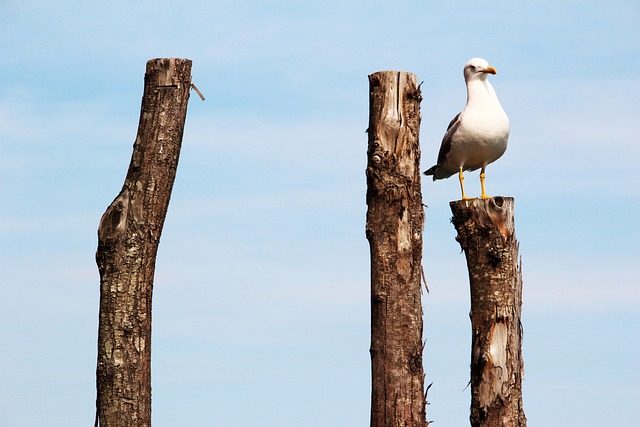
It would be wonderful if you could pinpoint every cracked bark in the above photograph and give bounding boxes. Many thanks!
[366,71,428,427]
[95,58,192,427]
[450,197,526,427]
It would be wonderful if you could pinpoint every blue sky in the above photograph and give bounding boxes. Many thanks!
[1,0,639,426]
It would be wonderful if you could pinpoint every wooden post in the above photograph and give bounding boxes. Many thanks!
[366,71,427,427]
[450,197,526,427]
[95,58,192,427]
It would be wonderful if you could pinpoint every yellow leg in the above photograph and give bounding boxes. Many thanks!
[458,168,469,200]
[480,167,489,199]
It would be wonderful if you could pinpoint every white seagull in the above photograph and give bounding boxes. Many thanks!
[424,57,510,200]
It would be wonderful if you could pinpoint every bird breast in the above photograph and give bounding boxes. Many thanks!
[459,107,509,142]
[452,108,509,169]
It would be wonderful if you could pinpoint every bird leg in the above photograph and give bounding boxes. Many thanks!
[480,166,489,199]
[458,168,469,200]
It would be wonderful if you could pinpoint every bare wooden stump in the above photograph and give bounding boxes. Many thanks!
[366,71,428,427]
[95,58,192,427]
[450,197,526,427]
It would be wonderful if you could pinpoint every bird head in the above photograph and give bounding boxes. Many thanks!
[463,58,497,81]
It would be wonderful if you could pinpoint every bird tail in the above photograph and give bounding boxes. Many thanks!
[423,166,437,176]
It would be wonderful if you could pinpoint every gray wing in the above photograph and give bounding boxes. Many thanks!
[435,112,463,166]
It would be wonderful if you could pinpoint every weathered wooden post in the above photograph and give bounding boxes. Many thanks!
[95,58,192,427]
[450,197,526,427]
[366,71,428,427]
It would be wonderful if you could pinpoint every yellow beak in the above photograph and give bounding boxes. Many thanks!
[483,66,497,75]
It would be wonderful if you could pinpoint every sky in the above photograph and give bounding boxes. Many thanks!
[1,0,639,426]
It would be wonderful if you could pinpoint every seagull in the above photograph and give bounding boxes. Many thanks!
[424,58,510,200]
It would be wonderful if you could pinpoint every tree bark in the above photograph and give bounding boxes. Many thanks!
[366,71,427,427]
[450,197,526,427]
[95,58,192,427]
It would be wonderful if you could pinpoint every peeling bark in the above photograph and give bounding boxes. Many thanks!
[95,58,192,427]
[366,71,428,427]
[450,197,526,427]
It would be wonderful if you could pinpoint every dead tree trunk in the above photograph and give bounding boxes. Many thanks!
[450,197,526,427]
[366,71,427,427]
[95,58,192,427]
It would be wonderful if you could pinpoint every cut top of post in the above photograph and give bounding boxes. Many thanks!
[146,58,192,87]
[450,197,515,246]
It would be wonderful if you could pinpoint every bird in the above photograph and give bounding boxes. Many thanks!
[424,57,510,200]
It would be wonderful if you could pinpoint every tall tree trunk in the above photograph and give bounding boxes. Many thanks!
[366,71,428,427]
[95,58,192,427]
[450,197,526,427]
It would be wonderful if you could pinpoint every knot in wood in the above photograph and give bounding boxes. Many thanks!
[106,363,115,376]
[486,249,503,268]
